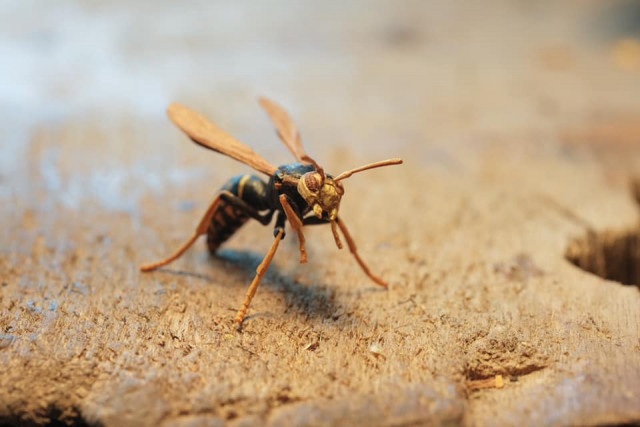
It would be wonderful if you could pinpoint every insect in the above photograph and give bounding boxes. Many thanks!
[140,97,402,324]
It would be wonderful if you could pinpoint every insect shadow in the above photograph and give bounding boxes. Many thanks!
[155,249,341,322]
[216,248,340,322]
[154,268,215,283]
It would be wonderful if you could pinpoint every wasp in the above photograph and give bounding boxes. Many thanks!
[140,97,402,324]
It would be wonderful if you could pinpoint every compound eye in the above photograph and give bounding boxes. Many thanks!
[304,172,323,193]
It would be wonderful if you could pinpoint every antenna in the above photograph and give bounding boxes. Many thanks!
[334,158,403,182]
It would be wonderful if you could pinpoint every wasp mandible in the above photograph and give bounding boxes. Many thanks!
[140,97,403,324]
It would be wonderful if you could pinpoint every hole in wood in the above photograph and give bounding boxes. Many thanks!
[0,405,93,427]
[565,179,640,287]
[566,230,640,286]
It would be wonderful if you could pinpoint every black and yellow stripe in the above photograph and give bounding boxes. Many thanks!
[206,174,268,253]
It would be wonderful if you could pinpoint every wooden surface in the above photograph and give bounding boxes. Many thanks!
[2,1,640,425]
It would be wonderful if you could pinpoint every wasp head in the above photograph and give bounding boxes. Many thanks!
[296,156,402,223]
[297,171,344,221]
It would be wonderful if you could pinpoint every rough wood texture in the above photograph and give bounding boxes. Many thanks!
[2,1,640,425]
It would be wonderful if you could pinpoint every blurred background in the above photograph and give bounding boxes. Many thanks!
[2,0,640,211]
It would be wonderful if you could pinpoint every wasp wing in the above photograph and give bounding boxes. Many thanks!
[258,97,310,163]
[168,103,277,176]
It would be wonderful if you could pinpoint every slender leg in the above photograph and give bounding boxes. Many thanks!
[279,194,307,264]
[330,220,343,249]
[235,228,285,324]
[301,215,343,248]
[139,194,224,272]
[336,216,388,288]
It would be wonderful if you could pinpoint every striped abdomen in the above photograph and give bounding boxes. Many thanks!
[207,174,269,253]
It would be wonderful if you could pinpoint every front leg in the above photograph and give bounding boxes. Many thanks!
[302,216,342,249]
[336,216,387,288]
[279,194,307,264]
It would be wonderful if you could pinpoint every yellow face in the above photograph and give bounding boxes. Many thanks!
[297,171,345,221]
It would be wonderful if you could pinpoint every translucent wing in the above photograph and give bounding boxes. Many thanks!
[258,97,309,163]
[168,103,277,176]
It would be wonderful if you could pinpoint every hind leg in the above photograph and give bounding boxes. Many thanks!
[140,191,275,272]
[139,194,225,272]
